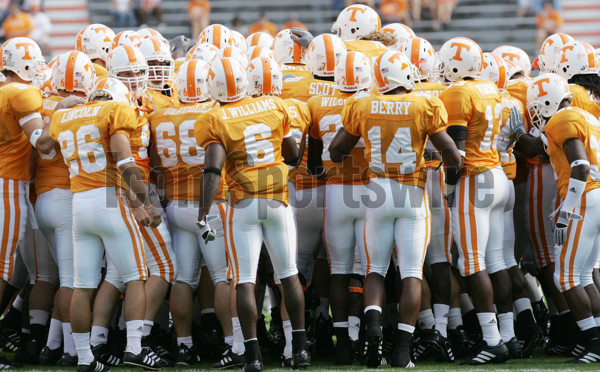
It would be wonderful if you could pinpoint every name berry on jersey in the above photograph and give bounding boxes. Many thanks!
[370,100,412,115]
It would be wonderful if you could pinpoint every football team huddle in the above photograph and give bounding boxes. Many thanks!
[0,3,598,371]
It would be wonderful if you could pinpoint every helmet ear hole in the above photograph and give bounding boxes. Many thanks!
[545,101,550,106]
[452,68,458,73]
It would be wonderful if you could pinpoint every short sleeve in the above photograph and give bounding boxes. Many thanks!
[195,112,222,149]
[546,110,586,148]
[292,100,311,134]
[276,98,292,138]
[107,102,138,137]
[440,84,471,127]
[424,96,449,136]
[341,97,361,137]
[10,86,43,126]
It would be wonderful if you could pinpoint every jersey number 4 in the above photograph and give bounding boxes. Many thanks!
[368,126,416,174]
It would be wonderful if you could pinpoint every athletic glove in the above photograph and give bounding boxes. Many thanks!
[196,214,219,244]
[554,210,582,246]
[290,27,314,49]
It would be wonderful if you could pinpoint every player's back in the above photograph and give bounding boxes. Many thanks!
[344,40,388,60]
[419,81,446,97]
[149,101,216,201]
[545,107,600,199]
[49,100,138,193]
[440,79,502,175]
[280,75,339,102]
[343,91,448,188]
[196,95,292,205]
[0,82,44,180]
[280,64,312,80]
[36,95,70,194]
[570,84,600,121]
[93,63,107,81]
[308,92,370,184]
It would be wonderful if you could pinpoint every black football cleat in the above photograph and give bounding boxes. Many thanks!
[77,359,110,372]
[461,341,509,365]
[123,347,161,370]
[291,349,310,369]
[212,347,245,369]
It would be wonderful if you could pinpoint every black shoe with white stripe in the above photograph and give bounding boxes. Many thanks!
[364,335,383,368]
[212,347,245,369]
[91,344,122,366]
[568,349,600,363]
[123,347,161,370]
[76,358,110,372]
[460,341,509,365]
[569,343,586,358]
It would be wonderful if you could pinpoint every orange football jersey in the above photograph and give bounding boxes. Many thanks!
[308,93,370,184]
[49,101,138,193]
[280,64,312,80]
[0,83,44,180]
[497,91,524,180]
[140,84,180,113]
[440,79,503,176]
[344,40,389,60]
[195,96,292,205]
[93,63,108,82]
[280,76,339,102]
[284,98,316,187]
[36,95,70,195]
[545,107,600,200]
[343,91,448,187]
[570,84,600,121]
[420,81,447,168]
[150,101,229,201]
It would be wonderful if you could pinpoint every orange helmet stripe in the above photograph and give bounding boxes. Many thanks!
[263,58,272,95]
[223,47,232,58]
[65,51,79,91]
[558,33,570,44]
[214,25,222,49]
[251,47,262,60]
[410,38,420,65]
[492,54,506,89]
[293,40,301,64]
[323,34,335,73]
[123,45,138,63]
[373,54,386,88]
[187,60,197,99]
[76,29,84,52]
[221,58,236,98]
[251,33,260,46]
[151,38,162,52]
[345,52,356,87]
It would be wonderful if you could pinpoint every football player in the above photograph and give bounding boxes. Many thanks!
[138,37,178,111]
[36,51,97,367]
[76,24,116,80]
[438,37,511,364]
[195,57,309,372]
[306,50,372,365]
[198,24,233,50]
[328,51,461,368]
[527,73,600,363]
[50,75,161,371]
[273,29,311,79]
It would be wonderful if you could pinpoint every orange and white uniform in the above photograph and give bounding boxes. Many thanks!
[140,83,180,113]
[343,91,446,279]
[344,40,389,60]
[440,79,510,277]
[49,101,147,288]
[545,107,600,291]
[280,64,312,80]
[0,83,43,282]
[34,95,74,288]
[570,84,600,121]
[308,92,370,275]
[420,81,452,265]
[93,63,108,82]
[281,76,339,102]
[150,101,229,289]
[497,92,524,269]
[195,96,297,285]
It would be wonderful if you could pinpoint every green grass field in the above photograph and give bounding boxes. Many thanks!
[10,350,600,372]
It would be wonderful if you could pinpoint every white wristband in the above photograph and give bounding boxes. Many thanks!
[458,150,466,157]
[561,177,586,214]
[571,159,590,168]
[116,157,135,167]
[29,128,42,147]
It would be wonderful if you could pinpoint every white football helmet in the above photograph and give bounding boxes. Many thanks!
[374,51,414,93]
[186,43,219,63]
[307,34,347,77]
[138,37,174,90]
[246,32,274,48]
[273,29,306,65]
[51,51,96,95]
[332,4,381,41]
[198,24,232,50]
[537,33,574,73]
[437,37,482,82]
[208,57,248,102]
[247,57,282,97]
[230,30,248,51]
[31,64,53,95]
[176,59,211,102]
[480,53,508,91]
[107,45,149,98]
[402,36,435,80]
[112,30,144,49]
[503,59,524,81]
[556,40,598,80]
[89,77,134,106]
[0,37,44,81]
[335,51,372,92]
[219,46,250,69]
[526,73,572,132]
[76,24,115,61]
[381,23,415,51]
[137,27,168,44]
[492,45,531,77]
[246,46,276,62]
